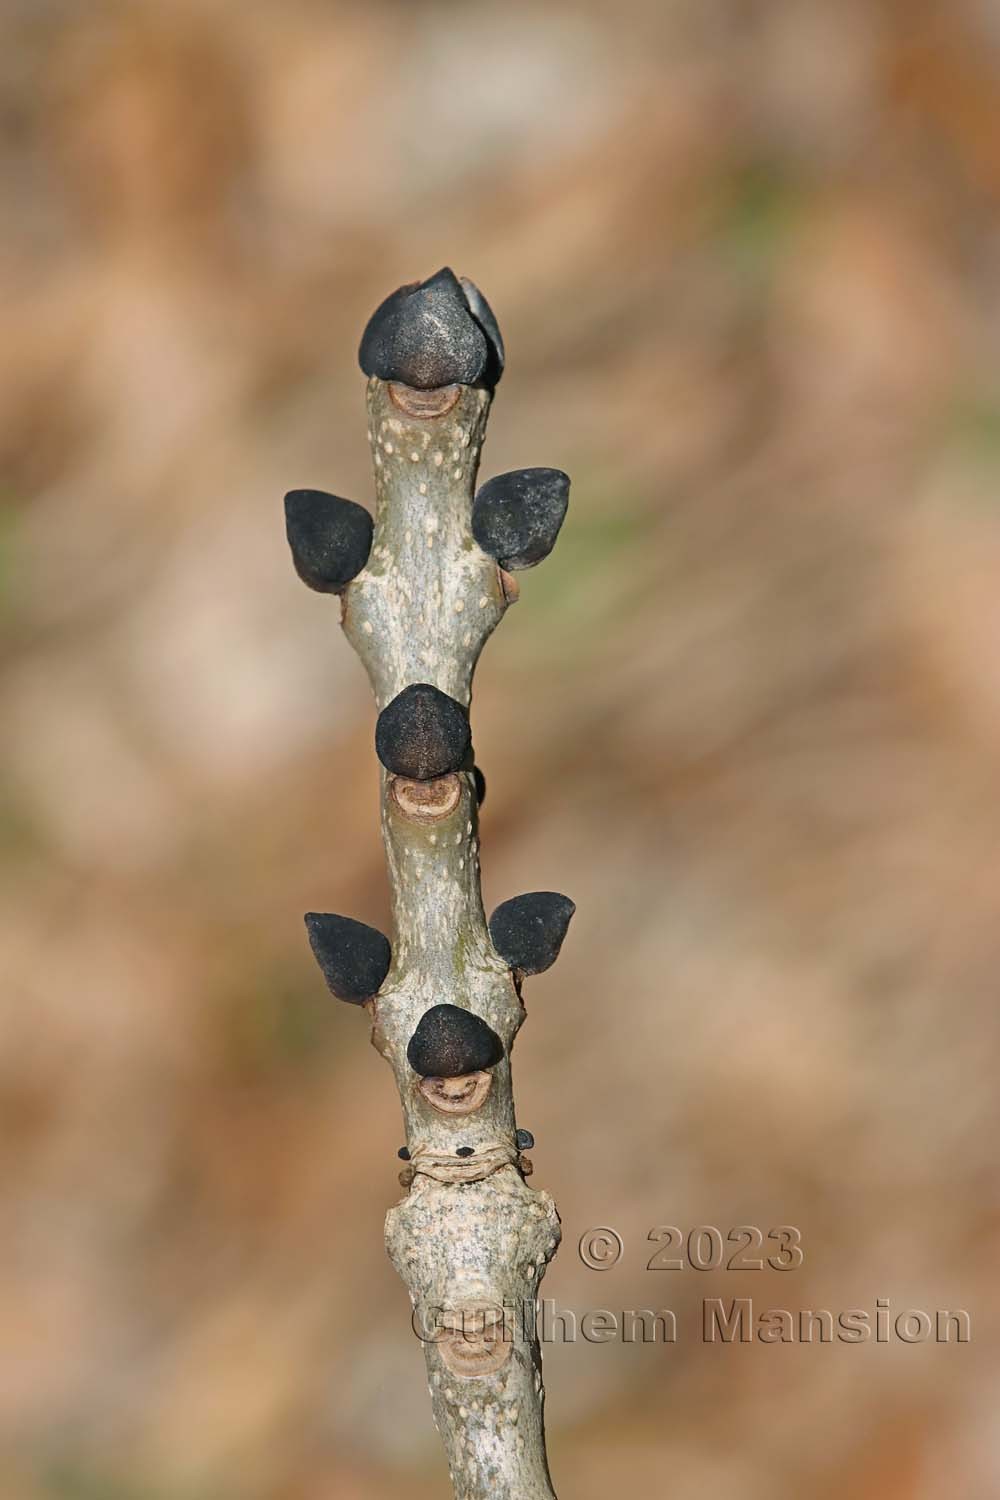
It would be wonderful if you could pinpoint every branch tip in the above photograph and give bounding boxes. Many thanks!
[359,267,503,390]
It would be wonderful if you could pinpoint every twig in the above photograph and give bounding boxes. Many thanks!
[286,269,573,1499]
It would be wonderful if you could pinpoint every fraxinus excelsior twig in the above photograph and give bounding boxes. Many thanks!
[286,269,574,1499]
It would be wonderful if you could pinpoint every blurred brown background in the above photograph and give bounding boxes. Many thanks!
[3,1,1000,1496]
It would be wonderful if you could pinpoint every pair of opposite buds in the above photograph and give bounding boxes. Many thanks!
[308,897,573,1136]
[284,466,569,591]
[305,890,575,1066]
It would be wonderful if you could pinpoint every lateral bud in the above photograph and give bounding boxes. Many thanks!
[375,683,471,780]
[407,1004,504,1078]
[284,489,373,593]
[488,891,576,975]
[304,912,391,1004]
[472,468,569,570]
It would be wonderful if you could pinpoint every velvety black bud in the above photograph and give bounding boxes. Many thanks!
[375,683,471,780]
[472,468,569,570]
[488,892,576,975]
[398,1146,411,1162]
[358,267,503,390]
[304,912,391,1004]
[473,766,486,807]
[516,1129,535,1151]
[456,1146,475,1158]
[407,1004,504,1078]
[284,490,373,592]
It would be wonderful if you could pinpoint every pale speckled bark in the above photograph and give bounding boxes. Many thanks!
[339,378,561,1498]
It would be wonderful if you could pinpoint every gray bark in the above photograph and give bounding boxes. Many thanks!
[339,377,562,1498]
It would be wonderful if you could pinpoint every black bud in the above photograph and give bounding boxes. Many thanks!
[488,891,576,975]
[516,1129,535,1151]
[376,683,471,780]
[359,268,503,390]
[459,275,505,386]
[304,912,391,1004]
[285,490,373,593]
[407,1004,504,1078]
[473,766,486,807]
[472,469,569,570]
[398,1146,411,1161]
[456,1146,475,1158]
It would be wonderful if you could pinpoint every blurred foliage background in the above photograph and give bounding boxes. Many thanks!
[3,1,1000,1496]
